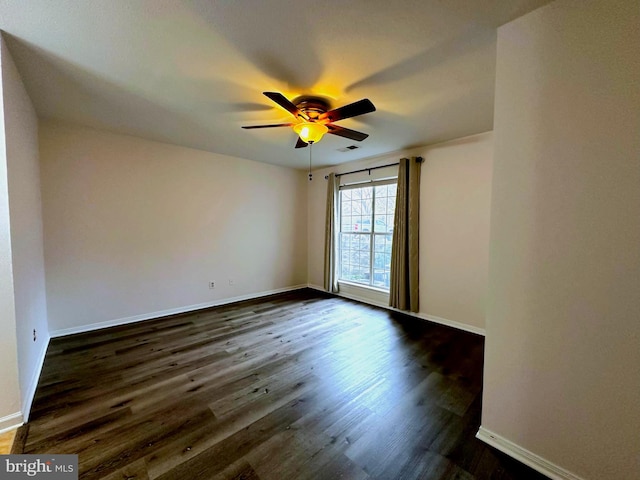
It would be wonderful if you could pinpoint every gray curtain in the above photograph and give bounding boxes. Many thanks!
[324,173,339,293]
[389,157,422,311]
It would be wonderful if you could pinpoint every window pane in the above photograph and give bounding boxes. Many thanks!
[386,195,396,215]
[338,183,396,290]
[340,233,351,250]
[374,182,394,232]
[340,214,347,231]
[374,214,387,233]
[340,232,370,285]
[372,233,393,289]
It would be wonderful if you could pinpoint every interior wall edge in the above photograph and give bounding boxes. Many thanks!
[49,284,308,339]
[476,427,586,480]
[20,334,49,422]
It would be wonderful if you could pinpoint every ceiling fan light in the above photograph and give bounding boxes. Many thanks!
[293,122,328,144]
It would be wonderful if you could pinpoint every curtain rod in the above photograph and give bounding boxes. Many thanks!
[324,162,398,180]
[324,157,422,180]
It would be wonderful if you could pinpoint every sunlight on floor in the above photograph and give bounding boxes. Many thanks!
[0,429,16,454]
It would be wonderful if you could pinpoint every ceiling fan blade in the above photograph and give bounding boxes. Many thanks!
[295,137,309,149]
[327,124,369,141]
[263,92,307,119]
[241,123,292,129]
[319,98,376,122]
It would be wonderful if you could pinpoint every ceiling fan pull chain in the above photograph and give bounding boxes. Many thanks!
[309,143,313,181]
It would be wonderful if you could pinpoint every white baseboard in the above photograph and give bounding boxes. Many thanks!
[333,286,388,308]
[50,284,309,338]
[476,427,585,480]
[309,283,485,336]
[21,334,51,422]
[0,412,23,434]
[307,284,325,292]
[415,311,485,336]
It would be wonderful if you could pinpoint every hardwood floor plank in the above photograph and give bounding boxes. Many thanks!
[152,393,321,480]
[78,406,216,480]
[24,408,134,453]
[100,458,150,480]
[19,289,549,479]
[208,460,262,480]
[144,374,318,479]
[10,425,28,454]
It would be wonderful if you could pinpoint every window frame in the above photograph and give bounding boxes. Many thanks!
[337,178,397,291]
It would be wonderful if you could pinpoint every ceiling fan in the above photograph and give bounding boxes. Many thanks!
[242,92,376,148]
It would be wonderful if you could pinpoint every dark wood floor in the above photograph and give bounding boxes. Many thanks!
[14,289,548,480]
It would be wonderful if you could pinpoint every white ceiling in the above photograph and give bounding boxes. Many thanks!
[0,0,551,169]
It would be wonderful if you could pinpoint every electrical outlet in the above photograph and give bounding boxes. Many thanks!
[33,329,37,342]
[209,281,215,289]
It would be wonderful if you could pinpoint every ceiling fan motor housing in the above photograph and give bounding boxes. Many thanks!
[292,96,331,120]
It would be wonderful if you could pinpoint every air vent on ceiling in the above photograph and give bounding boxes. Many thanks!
[337,145,360,152]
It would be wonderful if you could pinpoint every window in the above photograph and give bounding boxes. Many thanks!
[339,180,397,290]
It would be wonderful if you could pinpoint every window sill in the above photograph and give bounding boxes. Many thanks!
[338,281,389,295]
[337,281,390,308]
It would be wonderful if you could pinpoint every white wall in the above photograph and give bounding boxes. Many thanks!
[481,0,640,479]
[39,122,308,334]
[308,132,493,333]
[0,35,49,426]
[0,39,22,430]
